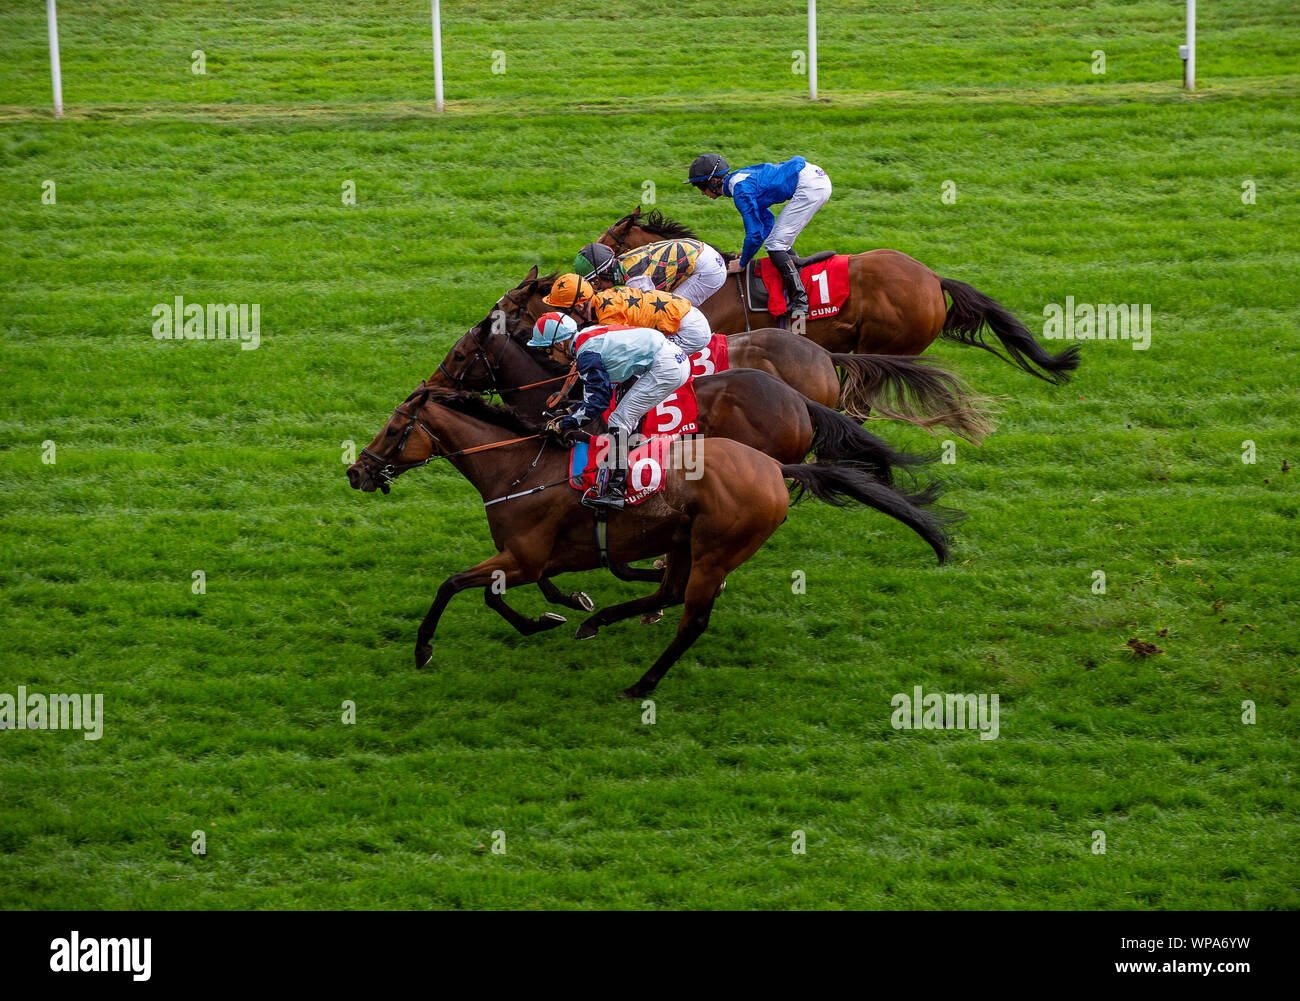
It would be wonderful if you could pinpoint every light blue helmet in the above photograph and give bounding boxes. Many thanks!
[527,311,579,348]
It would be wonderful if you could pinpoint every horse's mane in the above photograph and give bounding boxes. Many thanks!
[628,208,699,241]
[406,386,539,435]
[503,271,573,378]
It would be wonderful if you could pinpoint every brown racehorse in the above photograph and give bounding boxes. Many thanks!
[428,322,938,482]
[429,320,939,596]
[461,267,996,441]
[599,207,1081,383]
[346,387,955,697]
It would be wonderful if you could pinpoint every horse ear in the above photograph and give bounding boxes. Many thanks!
[525,265,539,281]
[631,206,642,219]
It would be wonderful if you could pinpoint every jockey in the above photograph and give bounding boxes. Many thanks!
[542,271,712,359]
[528,311,690,510]
[574,239,727,308]
[685,152,832,319]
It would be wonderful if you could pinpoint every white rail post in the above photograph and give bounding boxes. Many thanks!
[1181,0,1196,91]
[47,0,63,118]
[432,0,444,112]
[808,0,818,100]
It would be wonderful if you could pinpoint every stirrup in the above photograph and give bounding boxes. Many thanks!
[582,486,625,510]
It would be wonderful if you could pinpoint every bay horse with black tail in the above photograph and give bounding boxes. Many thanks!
[346,388,957,697]
[429,321,938,481]
[429,323,937,599]
[462,267,996,441]
[600,208,1081,384]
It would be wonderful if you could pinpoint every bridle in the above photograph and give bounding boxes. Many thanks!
[359,403,442,493]
[429,285,581,408]
[357,393,574,507]
[436,324,501,391]
[436,285,541,390]
[602,223,631,255]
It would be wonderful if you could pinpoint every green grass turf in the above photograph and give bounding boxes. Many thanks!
[0,1,1297,909]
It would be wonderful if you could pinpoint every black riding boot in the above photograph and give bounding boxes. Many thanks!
[586,427,629,510]
[768,249,809,319]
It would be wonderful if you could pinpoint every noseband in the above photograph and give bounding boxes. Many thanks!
[359,404,440,492]
[602,225,629,255]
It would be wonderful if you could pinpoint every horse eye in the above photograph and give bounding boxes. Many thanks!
[384,427,397,437]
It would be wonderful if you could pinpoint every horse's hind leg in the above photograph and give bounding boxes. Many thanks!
[484,589,569,636]
[611,562,665,583]
[536,576,595,613]
[619,563,727,700]
[575,548,690,640]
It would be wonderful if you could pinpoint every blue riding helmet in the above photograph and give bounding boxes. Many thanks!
[527,311,579,348]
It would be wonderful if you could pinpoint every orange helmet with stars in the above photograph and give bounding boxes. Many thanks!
[542,273,595,310]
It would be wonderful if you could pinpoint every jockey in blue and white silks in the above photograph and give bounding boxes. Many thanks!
[528,311,690,509]
[686,153,832,318]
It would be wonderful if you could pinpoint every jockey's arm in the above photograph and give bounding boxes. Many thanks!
[559,351,614,430]
[734,188,775,269]
[625,274,655,293]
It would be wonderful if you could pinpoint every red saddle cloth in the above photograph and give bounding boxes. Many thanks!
[569,434,678,506]
[756,253,850,319]
[599,373,700,436]
[689,332,729,378]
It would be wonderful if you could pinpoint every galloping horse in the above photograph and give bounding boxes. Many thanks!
[599,208,1080,383]
[428,322,939,481]
[346,388,956,697]
[461,267,996,441]
[429,320,940,593]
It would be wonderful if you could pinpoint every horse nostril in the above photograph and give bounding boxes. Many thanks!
[347,466,361,488]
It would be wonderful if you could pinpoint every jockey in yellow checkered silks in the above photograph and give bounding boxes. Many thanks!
[575,239,726,309]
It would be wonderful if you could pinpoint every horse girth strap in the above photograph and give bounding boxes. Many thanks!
[593,507,611,569]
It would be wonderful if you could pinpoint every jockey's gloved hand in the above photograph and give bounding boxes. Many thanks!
[544,416,585,444]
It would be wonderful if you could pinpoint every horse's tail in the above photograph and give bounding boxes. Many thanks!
[802,398,931,485]
[779,460,961,564]
[830,353,999,444]
[939,277,1081,384]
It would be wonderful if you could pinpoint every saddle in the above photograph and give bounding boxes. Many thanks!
[743,251,837,313]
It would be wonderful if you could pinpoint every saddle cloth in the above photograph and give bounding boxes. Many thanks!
[568,434,679,506]
[751,252,848,319]
[599,372,700,436]
[690,332,729,378]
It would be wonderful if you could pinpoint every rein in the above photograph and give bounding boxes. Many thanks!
[359,401,543,493]
[361,397,591,508]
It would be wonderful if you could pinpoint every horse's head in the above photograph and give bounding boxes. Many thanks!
[599,207,701,254]
[346,386,440,494]
[457,265,559,347]
[599,206,645,255]
[428,320,516,394]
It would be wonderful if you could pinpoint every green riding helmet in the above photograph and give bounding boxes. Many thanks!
[574,243,626,284]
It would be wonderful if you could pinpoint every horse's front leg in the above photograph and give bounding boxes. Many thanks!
[414,552,535,668]
[536,576,595,613]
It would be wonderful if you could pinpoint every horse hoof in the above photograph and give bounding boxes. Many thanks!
[540,612,567,628]
[640,610,664,625]
[572,591,595,612]
[653,557,667,570]
[575,622,599,640]
[415,644,433,669]
[618,686,640,700]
